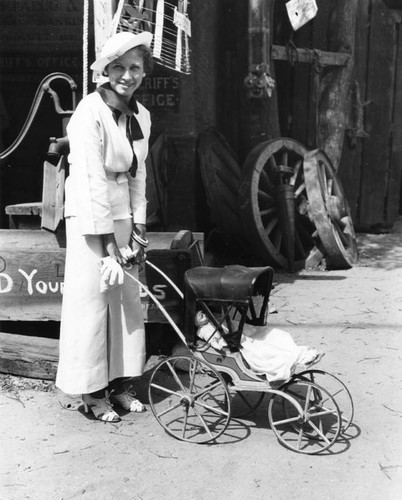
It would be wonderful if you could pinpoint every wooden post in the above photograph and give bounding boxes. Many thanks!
[316,0,359,170]
[239,0,281,155]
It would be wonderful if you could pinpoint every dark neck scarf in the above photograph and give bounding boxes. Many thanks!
[96,83,144,177]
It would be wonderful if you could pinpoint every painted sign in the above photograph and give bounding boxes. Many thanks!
[137,71,181,111]
[0,0,84,75]
[0,235,190,323]
[0,0,83,52]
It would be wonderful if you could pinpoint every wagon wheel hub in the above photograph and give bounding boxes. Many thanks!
[180,394,194,408]
[272,164,294,183]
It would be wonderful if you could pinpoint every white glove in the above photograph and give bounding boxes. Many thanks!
[119,245,136,262]
[124,242,146,264]
[98,256,124,293]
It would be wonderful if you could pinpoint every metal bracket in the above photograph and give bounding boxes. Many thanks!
[244,62,276,98]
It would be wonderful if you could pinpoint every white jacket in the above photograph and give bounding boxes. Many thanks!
[64,91,150,235]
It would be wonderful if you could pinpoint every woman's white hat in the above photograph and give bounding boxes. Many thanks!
[90,31,153,73]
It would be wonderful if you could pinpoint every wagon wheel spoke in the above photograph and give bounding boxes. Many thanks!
[264,216,279,235]
[261,206,276,217]
[166,359,187,392]
[194,399,229,417]
[290,160,302,185]
[188,358,198,392]
[294,181,306,198]
[149,382,181,398]
[258,190,272,203]
[270,414,303,426]
[281,150,288,167]
[182,406,189,439]
[154,401,183,419]
[260,168,273,191]
[192,406,214,439]
[268,154,278,170]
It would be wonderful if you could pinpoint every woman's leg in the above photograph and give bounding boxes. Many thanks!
[56,217,110,395]
[107,218,146,411]
[107,218,146,382]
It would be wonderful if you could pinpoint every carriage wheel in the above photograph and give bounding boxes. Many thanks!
[229,390,266,418]
[148,355,231,444]
[238,138,316,270]
[268,380,341,454]
[292,370,354,432]
[304,150,357,269]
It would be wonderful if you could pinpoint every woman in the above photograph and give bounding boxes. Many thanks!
[56,31,154,422]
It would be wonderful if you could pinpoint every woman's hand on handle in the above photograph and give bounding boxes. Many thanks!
[103,233,126,264]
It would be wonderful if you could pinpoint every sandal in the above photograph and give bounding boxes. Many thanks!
[110,388,146,413]
[82,391,121,422]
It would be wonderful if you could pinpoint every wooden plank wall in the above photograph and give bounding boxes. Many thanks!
[357,0,396,230]
[338,0,370,221]
[387,17,402,222]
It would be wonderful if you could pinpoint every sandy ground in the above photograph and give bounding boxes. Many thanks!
[1,220,401,500]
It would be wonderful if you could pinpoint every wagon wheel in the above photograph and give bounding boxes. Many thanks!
[292,369,354,432]
[148,355,231,443]
[268,380,341,454]
[198,128,244,247]
[238,138,317,271]
[304,150,357,269]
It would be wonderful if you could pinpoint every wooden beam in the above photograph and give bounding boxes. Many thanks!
[271,45,350,67]
[0,332,58,380]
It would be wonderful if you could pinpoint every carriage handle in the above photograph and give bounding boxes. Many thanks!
[145,260,184,299]
[123,266,188,346]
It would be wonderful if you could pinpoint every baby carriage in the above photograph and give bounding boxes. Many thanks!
[133,263,354,454]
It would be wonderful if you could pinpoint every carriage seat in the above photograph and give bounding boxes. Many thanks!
[183,265,275,346]
[184,265,273,301]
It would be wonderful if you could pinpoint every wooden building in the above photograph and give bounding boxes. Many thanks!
[1,0,401,235]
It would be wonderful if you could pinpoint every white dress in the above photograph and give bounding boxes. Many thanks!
[56,88,150,395]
